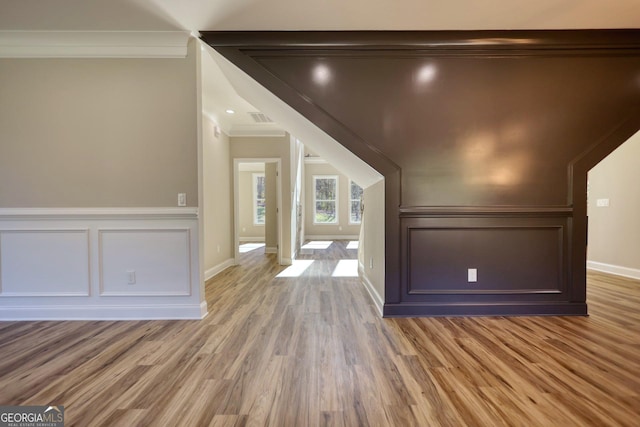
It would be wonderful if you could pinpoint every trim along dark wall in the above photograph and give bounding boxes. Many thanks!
[202,30,640,316]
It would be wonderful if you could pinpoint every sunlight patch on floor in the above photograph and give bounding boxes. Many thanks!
[331,259,359,277]
[239,243,265,253]
[301,241,333,250]
[346,241,359,250]
[276,260,315,278]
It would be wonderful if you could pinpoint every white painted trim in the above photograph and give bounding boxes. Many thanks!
[0,207,198,220]
[305,235,360,240]
[0,304,204,321]
[200,301,209,319]
[228,125,286,137]
[265,247,277,254]
[587,261,640,280]
[205,258,235,281]
[281,258,293,266]
[304,157,328,164]
[0,31,191,58]
[239,237,265,242]
[359,263,384,317]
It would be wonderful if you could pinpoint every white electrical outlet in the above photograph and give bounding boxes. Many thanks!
[217,245,221,253]
[596,198,609,207]
[127,270,136,285]
[369,257,373,269]
[178,193,187,207]
[468,268,477,283]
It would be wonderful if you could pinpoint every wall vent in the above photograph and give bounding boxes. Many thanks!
[249,112,274,123]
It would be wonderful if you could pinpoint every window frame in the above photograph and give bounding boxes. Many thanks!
[252,172,266,226]
[313,175,339,225]
[349,180,363,225]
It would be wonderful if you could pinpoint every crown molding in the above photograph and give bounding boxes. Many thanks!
[304,156,328,164]
[228,124,286,137]
[0,31,191,58]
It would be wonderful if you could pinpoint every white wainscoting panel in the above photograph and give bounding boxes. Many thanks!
[0,208,203,320]
[99,229,191,296]
[0,229,90,296]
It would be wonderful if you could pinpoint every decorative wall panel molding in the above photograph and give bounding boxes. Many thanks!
[202,30,640,316]
[405,225,564,295]
[0,208,202,320]
[0,31,191,58]
[0,229,90,297]
[98,229,191,296]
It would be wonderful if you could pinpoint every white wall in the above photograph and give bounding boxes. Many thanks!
[587,130,640,280]
[202,117,234,281]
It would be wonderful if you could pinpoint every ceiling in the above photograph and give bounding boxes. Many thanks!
[1,0,639,31]
[1,0,638,155]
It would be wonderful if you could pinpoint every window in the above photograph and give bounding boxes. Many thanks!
[349,180,363,224]
[313,175,338,224]
[253,173,265,225]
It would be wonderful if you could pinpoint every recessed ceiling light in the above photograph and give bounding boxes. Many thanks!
[225,109,235,114]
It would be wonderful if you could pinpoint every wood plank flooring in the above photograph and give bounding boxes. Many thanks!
[0,241,638,426]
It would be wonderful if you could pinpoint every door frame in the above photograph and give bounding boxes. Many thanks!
[233,158,282,265]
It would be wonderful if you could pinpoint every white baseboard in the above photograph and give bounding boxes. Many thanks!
[200,301,208,319]
[358,263,384,317]
[304,235,359,240]
[587,261,640,280]
[0,303,205,321]
[205,258,235,281]
[265,246,277,254]
[281,258,292,266]
[239,237,265,242]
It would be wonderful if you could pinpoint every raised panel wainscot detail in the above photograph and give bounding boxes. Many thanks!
[0,229,91,296]
[98,228,192,297]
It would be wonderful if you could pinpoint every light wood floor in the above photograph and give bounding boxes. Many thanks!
[0,241,638,426]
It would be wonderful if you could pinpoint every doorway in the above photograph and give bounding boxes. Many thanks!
[233,158,282,265]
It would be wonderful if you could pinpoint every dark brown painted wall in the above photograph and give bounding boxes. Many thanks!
[202,31,640,316]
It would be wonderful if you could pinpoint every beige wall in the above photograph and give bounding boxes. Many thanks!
[265,162,278,250]
[587,130,640,274]
[203,117,233,271]
[304,162,361,238]
[238,169,266,240]
[230,135,292,262]
[359,179,386,303]
[0,40,198,207]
